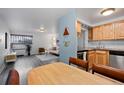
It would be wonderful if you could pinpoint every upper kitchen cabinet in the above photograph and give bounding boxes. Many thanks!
[76,21,81,33]
[92,27,98,40]
[92,26,103,40]
[90,20,124,41]
[76,21,82,38]
[102,23,114,40]
[88,28,93,41]
[114,21,124,39]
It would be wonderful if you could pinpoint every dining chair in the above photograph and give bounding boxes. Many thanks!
[69,57,89,71]
[6,69,20,85]
[92,63,124,83]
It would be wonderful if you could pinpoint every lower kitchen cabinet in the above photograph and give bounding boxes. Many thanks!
[87,51,96,69]
[87,50,109,69]
[95,51,109,65]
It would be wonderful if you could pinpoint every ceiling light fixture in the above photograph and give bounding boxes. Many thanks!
[101,8,115,16]
[39,26,45,32]
[37,25,46,32]
[39,30,44,32]
[40,27,44,30]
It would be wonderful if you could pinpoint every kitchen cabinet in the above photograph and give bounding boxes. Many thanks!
[76,21,81,33]
[88,29,93,40]
[76,21,82,38]
[92,27,98,40]
[87,50,109,69]
[114,21,124,39]
[102,23,114,40]
[92,26,103,40]
[91,20,124,40]
[87,51,96,69]
[95,51,109,65]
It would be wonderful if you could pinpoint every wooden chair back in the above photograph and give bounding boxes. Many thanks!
[6,69,20,85]
[69,57,88,71]
[92,63,124,83]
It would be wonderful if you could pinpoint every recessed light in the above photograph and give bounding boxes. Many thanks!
[101,8,115,16]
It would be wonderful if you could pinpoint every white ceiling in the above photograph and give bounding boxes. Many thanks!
[0,8,124,33]
[76,8,124,26]
[0,8,70,33]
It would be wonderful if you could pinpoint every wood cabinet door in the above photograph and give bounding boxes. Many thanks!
[95,51,109,65]
[88,50,109,69]
[93,27,98,40]
[88,29,93,41]
[87,51,96,69]
[96,53,106,65]
[76,21,82,38]
[98,26,103,40]
[102,23,114,40]
[76,21,81,33]
[114,21,124,39]
[93,26,103,40]
[92,20,124,41]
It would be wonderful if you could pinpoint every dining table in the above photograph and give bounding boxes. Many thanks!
[28,62,121,85]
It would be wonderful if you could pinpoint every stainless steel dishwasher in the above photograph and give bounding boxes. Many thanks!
[109,50,124,70]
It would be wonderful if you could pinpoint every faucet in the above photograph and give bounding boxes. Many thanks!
[98,41,105,49]
[97,41,101,48]
[98,41,101,48]
[97,41,104,48]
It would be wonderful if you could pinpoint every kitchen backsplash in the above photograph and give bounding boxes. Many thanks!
[88,40,124,49]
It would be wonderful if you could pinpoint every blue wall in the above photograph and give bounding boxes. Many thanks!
[58,10,77,64]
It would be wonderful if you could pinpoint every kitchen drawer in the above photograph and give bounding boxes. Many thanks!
[95,51,107,54]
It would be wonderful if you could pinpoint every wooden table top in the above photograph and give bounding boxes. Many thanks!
[28,62,120,85]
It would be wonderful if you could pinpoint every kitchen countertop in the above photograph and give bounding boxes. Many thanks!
[77,47,124,53]
[77,47,124,56]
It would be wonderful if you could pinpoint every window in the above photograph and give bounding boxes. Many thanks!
[10,34,33,44]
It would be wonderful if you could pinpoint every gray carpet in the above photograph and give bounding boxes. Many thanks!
[36,54,59,62]
[0,55,59,85]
